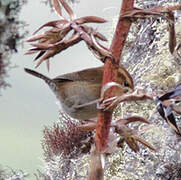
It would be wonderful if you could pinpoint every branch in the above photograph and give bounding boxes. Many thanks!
[95,0,134,155]
[88,0,135,179]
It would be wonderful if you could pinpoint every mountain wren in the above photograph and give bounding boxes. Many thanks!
[24,66,134,120]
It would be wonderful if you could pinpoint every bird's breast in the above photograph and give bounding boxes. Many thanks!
[56,81,102,120]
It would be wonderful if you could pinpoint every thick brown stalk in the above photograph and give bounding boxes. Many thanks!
[95,0,134,153]
[88,1,135,179]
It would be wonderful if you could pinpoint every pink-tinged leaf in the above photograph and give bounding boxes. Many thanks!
[75,16,107,24]
[25,50,37,55]
[90,34,112,57]
[31,43,50,50]
[115,125,139,152]
[27,34,45,42]
[94,32,107,41]
[25,48,41,55]
[50,32,80,49]
[33,20,64,35]
[34,33,82,68]
[81,25,107,41]
[120,5,181,21]
[53,0,62,17]
[62,32,81,47]
[134,135,157,152]
[166,116,181,135]
[114,120,156,152]
[91,34,108,51]
[89,48,105,62]
[59,0,75,20]
[55,20,70,30]
[120,8,161,20]
[125,137,140,152]
[116,116,150,125]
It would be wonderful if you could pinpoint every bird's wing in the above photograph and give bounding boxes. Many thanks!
[53,66,104,83]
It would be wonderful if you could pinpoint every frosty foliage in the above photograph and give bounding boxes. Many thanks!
[0,165,28,180]
[109,0,181,179]
[0,0,27,92]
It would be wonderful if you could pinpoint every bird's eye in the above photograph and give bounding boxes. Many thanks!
[124,80,129,87]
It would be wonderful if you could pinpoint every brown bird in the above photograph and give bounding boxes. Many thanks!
[24,66,134,120]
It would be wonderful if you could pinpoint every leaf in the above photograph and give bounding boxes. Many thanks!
[116,116,150,125]
[158,89,181,102]
[31,43,51,50]
[75,16,107,24]
[125,136,140,152]
[134,135,156,152]
[33,20,67,35]
[120,8,161,20]
[25,49,38,55]
[53,0,62,17]
[165,108,181,135]
[59,0,75,20]
[27,34,45,42]
[90,34,112,58]
[81,25,107,41]
[155,97,181,135]
[94,31,107,41]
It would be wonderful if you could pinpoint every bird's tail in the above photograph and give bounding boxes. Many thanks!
[24,68,52,85]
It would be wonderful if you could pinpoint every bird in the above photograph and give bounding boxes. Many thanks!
[24,66,134,121]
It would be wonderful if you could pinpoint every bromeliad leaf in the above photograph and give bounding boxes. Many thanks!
[53,0,62,17]
[75,16,107,24]
[58,0,76,20]
[32,20,69,35]
[155,84,181,135]
[26,0,108,69]
[114,122,156,152]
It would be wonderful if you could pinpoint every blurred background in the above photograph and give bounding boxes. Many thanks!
[0,0,121,178]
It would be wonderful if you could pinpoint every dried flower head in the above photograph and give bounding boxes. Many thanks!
[42,117,92,160]
[26,0,109,69]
